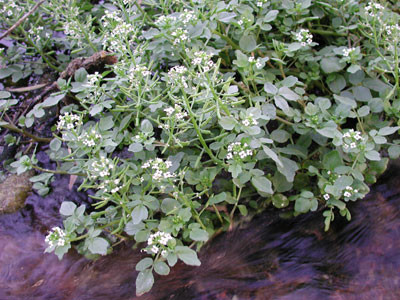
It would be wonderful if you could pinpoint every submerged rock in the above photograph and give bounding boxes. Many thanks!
[0,170,34,214]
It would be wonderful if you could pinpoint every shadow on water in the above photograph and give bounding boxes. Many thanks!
[1,164,399,300]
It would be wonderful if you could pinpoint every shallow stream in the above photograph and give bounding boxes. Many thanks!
[0,164,399,300]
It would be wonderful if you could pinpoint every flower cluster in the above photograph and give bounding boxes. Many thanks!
[164,104,188,120]
[0,1,23,18]
[343,185,358,199]
[385,24,400,36]
[128,65,152,79]
[142,158,176,181]
[171,28,189,45]
[241,113,258,127]
[167,65,189,88]
[342,47,356,57]
[192,51,215,71]
[365,2,384,18]
[45,227,67,248]
[294,29,313,46]
[101,10,123,27]
[226,142,253,161]
[342,129,365,150]
[147,231,174,256]
[249,56,265,69]
[78,129,101,147]
[56,112,82,131]
[99,178,121,194]
[86,72,102,87]
[89,156,114,179]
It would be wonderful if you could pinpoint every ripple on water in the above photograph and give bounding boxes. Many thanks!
[0,166,399,300]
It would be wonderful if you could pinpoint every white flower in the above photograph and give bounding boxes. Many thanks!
[151,245,159,254]
[323,194,330,200]
[295,29,313,46]
[344,191,352,197]
[342,47,356,57]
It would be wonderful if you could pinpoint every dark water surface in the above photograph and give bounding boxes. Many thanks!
[0,168,399,300]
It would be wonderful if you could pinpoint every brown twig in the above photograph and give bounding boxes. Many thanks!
[0,0,46,40]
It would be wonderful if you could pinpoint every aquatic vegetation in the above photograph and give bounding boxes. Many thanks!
[1,0,400,295]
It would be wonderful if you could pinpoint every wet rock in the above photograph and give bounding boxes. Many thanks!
[0,170,34,214]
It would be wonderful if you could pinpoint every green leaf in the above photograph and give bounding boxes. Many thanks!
[357,106,370,117]
[161,198,180,214]
[352,86,372,101]
[271,129,290,143]
[278,86,299,101]
[281,76,298,87]
[323,150,343,170]
[264,82,278,95]
[238,204,248,216]
[388,145,400,159]
[42,94,65,107]
[88,237,109,255]
[219,116,236,130]
[347,64,361,74]
[74,68,88,82]
[228,162,242,178]
[264,10,279,22]
[125,221,145,236]
[274,95,290,113]
[60,201,77,216]
[167,253,178,267]
[131,205,148,224]
[262,145,283,167]
[154,261,170,276]
[0,68,13,79]
[50,138,62,151]
[378,126,400,136]
[334,175,353,189]
[136,257,153,271]
[333,94,357,108]
[141,119,153,133]
[277,157,299,182]
[320,57,346,73]
[99,115,114,131]
[217,11,237,23]
[136,270,154,296]
[190,228,209,241]
[251,176,273,194]
[327,74,346,93]
[129,143,143,153]
[239,35,257,52]
[295,197,311,213]
[365,150,381,161]
[0,91,11,99]
[272,194,289,208]
[209,192,227,205]
[328,199,346,210]
[175,246,201,266]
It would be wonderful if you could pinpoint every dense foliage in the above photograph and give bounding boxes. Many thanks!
[1,0,400,295]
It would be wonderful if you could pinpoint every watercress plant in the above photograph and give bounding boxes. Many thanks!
[1,0,400,296]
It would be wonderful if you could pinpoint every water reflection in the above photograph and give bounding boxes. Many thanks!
[0,168,399,300]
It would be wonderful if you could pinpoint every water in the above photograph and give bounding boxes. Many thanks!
[0,167,399,300]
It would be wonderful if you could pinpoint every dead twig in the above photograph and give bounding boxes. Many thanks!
[0,0,46,40]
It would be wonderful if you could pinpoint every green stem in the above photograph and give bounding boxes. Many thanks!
[32,165,86,177]
[0,120,52,143]
[211,30,240,50]
[181,90,226,167]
